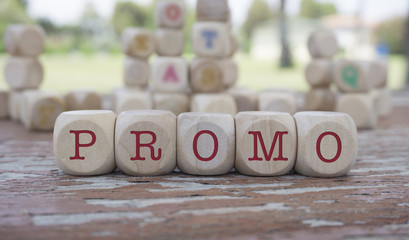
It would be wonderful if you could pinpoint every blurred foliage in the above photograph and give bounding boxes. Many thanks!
[299,0,337,19]
[374,17,406,55]
[112,1,154,35]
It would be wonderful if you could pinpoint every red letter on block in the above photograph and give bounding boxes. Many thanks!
[166,4,181,21]
[163,65,179,83]
[193,130,218,161]
[130,131,162,161]
[316,131,342,163]
[69,130,96,160]
[248,131,288,161]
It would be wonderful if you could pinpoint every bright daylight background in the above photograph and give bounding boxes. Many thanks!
[0,0,408,93]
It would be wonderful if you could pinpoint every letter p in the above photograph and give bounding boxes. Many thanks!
[69,130,97,160]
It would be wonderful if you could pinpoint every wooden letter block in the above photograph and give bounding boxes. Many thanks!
[235,112,296,176]
[258,92,297,115]
[177,112,235,175]
[151,57,189,93]
[4,24,45,57]
[115,110,176,176]
[191,93,237,116]
[227,87,258,112]
[192,22,231,58]
[307,30,338,58]
[4,56,43,90]
[153,93,189,115]
[305,59,333,87]
[0,90,9,119]
[123,57,150,87]
[228,33,238,57]
[65,89,102,111]
[223,58,238,89]
[113,89,152,114]
[196,0,230,22]
[371,88,392,118]
[8,91,23,121]
[371,60,388,89]
[304,88,337,111]
[333,60,373,93]
[54,110,117,176]
[190,58,224,93]
[294,112,357,177]
[336,93,377,129]
[122,28,155,59]
[155,0,185,29]
[20,90,65,131]
[155,29,184,56]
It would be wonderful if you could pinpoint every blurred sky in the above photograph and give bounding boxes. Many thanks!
[28,0,409,28]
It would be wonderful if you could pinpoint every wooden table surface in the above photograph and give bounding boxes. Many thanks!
[1,91,409,240]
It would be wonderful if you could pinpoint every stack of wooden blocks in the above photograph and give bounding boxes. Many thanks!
[2,25,66,131]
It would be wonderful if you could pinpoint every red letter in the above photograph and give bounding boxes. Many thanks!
[193,130,218,161]
[69,130,96,160]
[163,65,179,83]
[130,131,161,161]
[248,131,288,161]
[166,4,181,21]
[316,131,342,163]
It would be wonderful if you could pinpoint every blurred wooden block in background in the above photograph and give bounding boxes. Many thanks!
[0,90,9,119]
[115,110,176,176]
[20,90,65,131]
[190,58,224,93]
[177,112,235,175]
[333,60,373,93]
[113,88,152,114]
[54,110,117,176]
[123,57,150,87]
[155,29,185,56]
[151,57,189,93]
[192,22,231,58]
[304,88,337,111]
[223,58,238,89]
[196,0,230,22]
[8,91,23,121]
[372,88,392,118]
[294,111,357,177]
[227,87,258,112]
[4,24,45,57]
[122,28,155,59]
[307,30,338,58]
[235,112,297,176]
[258,91,297,115]
[336,93,377,130]
[191,93,237,116]
[153,93,189,115]
[65,89,102,111]
[4,56,43,90]
[155,0,185,29]
[305,59,333,87]
[371,60,388,89]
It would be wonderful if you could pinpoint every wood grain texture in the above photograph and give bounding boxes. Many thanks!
[0,91,408,239]
[155,29,185,56]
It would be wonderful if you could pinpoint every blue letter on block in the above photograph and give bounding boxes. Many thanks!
[202,30,218,48]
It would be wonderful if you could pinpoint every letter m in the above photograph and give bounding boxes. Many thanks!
[248,131,288,161]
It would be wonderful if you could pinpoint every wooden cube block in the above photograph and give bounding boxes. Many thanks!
[53,110,117,176]
[307,30,338,58]
[333,60,373,93]
[371,60,388,89]
[0,90,9,119]
[305,59,333,87]
[235,112,296,176]
[155,29,184,56]
[155,0,185,29]
[151,57,189,93]
[294,112,357,177]
[4,56,43,90]
[20,90,65,131]
[196,0,230,22]
[191,93,237,116]
[227,87,258,112]
[65,89,102,111]
[177,112,235,175]
[113,89,152,114]
[371,88,392,118]
[304,88,337,111]
[115,110,176,176]
[258,92,297,115]
[228,33,238,57]
[4,24,45,57]
[190,58,224,93]
[8,91,23,121]
[223,58,238,88]
[122,28,155,58]
[336,93,377,129]
[192,22,231,58]
[153,93,189,115]
[123,57,150,87]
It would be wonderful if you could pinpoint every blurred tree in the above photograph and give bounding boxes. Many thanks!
[374,17,406,55]
[279,0,292,68]
[111,1,154,35]
[299,0,337,19]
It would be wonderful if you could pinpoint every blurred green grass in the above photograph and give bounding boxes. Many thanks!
[0,53,406,94]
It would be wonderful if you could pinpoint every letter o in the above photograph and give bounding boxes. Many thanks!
[193,130,218,161]
[316,131,342,163]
